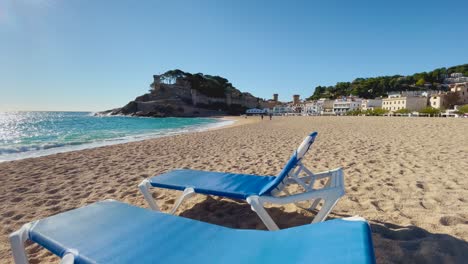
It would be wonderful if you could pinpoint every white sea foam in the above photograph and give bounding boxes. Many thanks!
[0,118,235,162]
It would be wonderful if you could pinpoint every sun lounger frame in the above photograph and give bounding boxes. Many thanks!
[9,200,375,264]
[139,133,345,230]
[10,220,77,264]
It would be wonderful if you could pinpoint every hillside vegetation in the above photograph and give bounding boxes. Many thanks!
[151,69,248,98]
[308,64,468,100]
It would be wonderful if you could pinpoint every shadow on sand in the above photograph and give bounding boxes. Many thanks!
[179,196,468,264]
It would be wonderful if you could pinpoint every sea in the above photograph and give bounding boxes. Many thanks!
[0,111,232,162]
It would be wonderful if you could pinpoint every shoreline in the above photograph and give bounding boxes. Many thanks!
[0,116,255,163]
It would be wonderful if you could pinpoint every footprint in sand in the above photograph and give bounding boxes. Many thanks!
[2,210,15,218]
[10,197,23,203]
[14,187,29,193]
[416,181,429,191]
[439,216,468,226]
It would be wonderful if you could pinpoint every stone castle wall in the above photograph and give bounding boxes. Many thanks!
[151,76,265,109]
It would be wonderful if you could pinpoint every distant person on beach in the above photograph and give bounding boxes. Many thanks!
[269,113,272,120]
[261,114,264,120]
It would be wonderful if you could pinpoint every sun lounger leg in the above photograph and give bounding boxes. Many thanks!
[9,224,31,264]
[247,196,279,231]
[312,196,340,223]
[138,179,160,211]
[169,187,195,214]
[308,199,321,211]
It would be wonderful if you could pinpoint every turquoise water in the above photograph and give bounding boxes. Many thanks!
[0,112,226,161]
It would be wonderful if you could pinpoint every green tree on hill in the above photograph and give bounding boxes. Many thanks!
[150,69,245,98]
[415,78,426,86]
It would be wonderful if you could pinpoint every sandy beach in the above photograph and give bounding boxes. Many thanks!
[0,116,467,263]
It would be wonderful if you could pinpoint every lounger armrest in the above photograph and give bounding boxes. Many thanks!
[293,167,342,182]
[259,187,344,205]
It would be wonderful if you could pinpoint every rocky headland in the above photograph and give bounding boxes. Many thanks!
[99,70,269,117]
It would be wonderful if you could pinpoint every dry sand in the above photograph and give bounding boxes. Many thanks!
[0,116,467,263]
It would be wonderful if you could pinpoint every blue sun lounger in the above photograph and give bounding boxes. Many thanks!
[10,200,376,264]
[139,132,345,230]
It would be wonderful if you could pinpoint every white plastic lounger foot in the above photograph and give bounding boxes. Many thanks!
[139,179,160,211]
[9,223,32,264]
[247,196,279,231]
[169,187,195,214]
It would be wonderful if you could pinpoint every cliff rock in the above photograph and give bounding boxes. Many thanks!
[99,69,267,117]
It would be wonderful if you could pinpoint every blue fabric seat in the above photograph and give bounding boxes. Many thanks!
[21,200,376,264]
[147,132,317,199]
[149,169,277,199]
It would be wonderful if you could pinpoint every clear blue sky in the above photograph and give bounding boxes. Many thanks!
[1,0,467,111]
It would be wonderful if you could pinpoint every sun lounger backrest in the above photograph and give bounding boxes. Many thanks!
[259,132,318,195]
[296,132,318,159]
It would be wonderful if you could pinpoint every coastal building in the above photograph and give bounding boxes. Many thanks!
[445,73,468,84]
[387,90,437,98]
[321,99,335,114]
[361,99,382,111]
[265,93,281,109]
[316,99,325,113]
[246,108,267,115]
[382,96,427,112]
[450,82,468,105]
[429,82,468,109]
[333,98,362,115]
[429,94,448,109]
[272,105,294,115]
[302,101,321,115]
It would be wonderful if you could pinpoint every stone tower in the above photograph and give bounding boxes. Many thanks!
[273,94,278,102]
[293,94,300,105]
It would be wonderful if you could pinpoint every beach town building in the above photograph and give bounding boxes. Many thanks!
[246,108,267,115]
[382,95,427,112]
[429,82,468,109]
[288,95,304,114]
[302,101,321,115]
[429,94,448,109]
[321,99,335,114]
[333,98,362,115]
[361,99,382,111]
[450,82,468,105]
[301,101,313,115]
[272,104,294,115]
[265,93,281,109]
[387,90,437,98]
[316,99,325,113]
[445,73,468,84]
